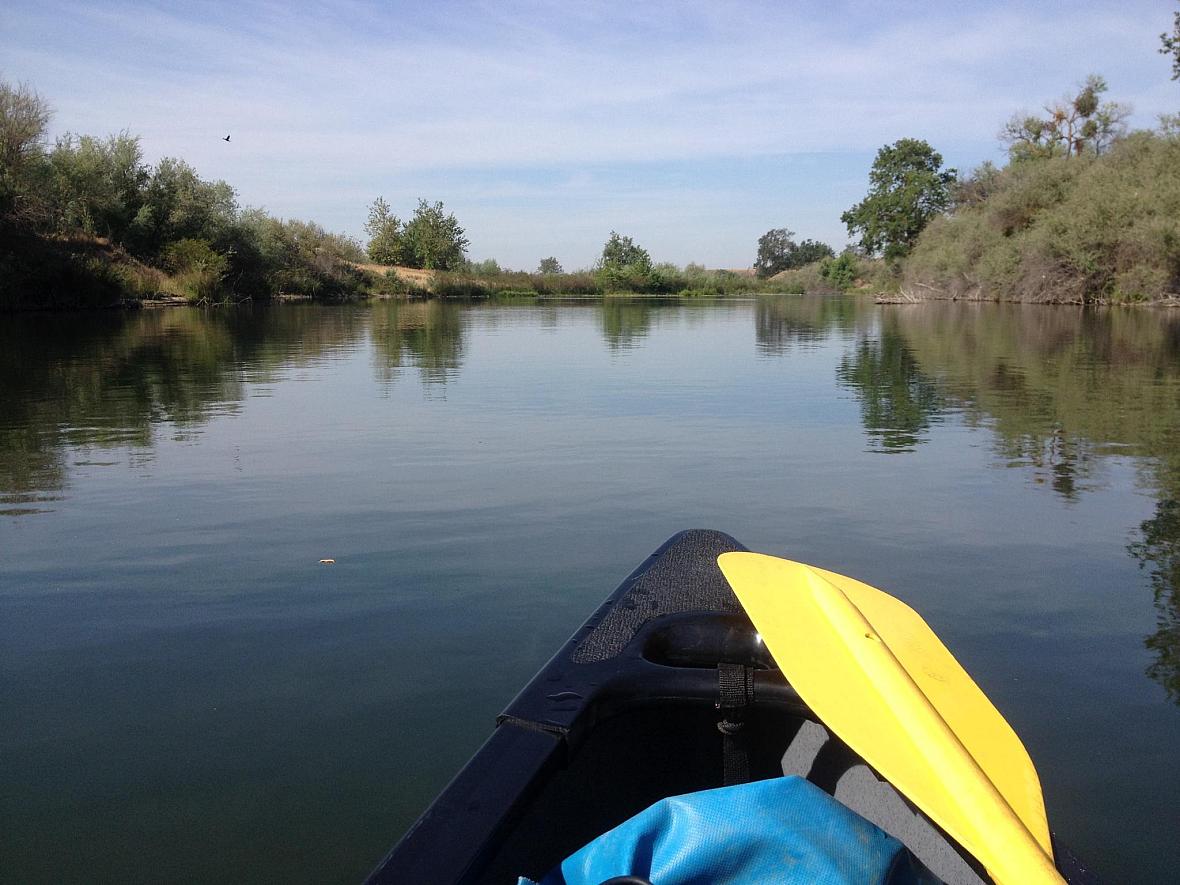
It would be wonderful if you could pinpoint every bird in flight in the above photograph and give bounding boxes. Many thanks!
[223,135,231,142]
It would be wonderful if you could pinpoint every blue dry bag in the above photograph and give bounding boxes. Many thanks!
[519,775,931,885]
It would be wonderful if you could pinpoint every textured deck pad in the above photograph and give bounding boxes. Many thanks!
[571,530,746,663]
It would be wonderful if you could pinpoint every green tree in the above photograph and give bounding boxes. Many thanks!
[1163,5,1180,80]
[793,240,836,267]
[0,80,51,227]
[401,199,468,270]
[128,158,236,258]
[235,211,365,297]
[161,237,230,301]
[755,228,836,277]
[364,196,405,265]
[951,161,1003,209]
[755,228,792,277]
[46,132,148,240]
[596,231,655,291]
[598,231,652,272]
[754,228,795,277]
[538,256,562,274]
[819,252,859,290]
[841,139,955,261]
[468,258,503,275]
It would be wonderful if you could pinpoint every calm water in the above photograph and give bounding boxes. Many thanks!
[2,296,1178,883]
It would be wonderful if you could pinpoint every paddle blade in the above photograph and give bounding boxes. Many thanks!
[717,552,1063,885]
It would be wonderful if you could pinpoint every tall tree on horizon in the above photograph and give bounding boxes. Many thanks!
[841,139,955,261]
[402,199,469,271]
[364,197,405,265]
[1000,75,1130,160]
[598,231,652,273]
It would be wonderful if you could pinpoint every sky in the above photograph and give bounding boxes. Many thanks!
[2,0,1176,270]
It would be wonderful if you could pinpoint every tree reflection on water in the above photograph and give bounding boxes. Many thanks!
[0,305,368,514]
[847,300,1180,702]
[3,296,1180,703]
[370,300,465,386]
[1129,499,1180,704]
[836,331,948,452]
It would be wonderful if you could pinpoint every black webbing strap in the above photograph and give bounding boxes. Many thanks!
[716,662,754,786]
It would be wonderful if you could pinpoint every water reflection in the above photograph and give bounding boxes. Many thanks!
[4,297,1180,704]
[0,307,366,515]
[370,301,465,385]
[755,294,863,355]
[836,331,948,452]
[599,298,656,351]
[846,301,1180,700]
[1129,499,1180,704]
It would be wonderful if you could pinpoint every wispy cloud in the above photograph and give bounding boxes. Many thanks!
[3,0,1173,267]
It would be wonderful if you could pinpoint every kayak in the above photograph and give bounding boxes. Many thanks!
[363,530,1096,885]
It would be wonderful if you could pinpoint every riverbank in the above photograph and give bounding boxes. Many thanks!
[875,290,1180,307]
[0,235,776,312]
[896,129,1180,305]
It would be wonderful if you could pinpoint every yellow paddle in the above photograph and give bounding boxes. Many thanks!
[716,552,1064,885]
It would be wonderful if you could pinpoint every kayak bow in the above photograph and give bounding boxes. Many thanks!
[367,531,1090,885]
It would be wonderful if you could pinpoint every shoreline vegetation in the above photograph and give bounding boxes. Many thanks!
[1,79,850,311]
[860,75,1180,307]
[2,68,1178,311]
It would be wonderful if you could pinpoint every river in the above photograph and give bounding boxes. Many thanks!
[2,295,1178,883]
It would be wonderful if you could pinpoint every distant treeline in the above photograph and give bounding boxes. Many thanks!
[409,231,773,299]
[0,79,788,310]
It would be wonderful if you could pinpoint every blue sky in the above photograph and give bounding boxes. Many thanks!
[3,1,1176,269]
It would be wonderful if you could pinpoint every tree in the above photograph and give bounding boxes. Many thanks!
[598,231,652,272]
[468,258,502,275]
[364,196,405,265]
[754,227,835,277]
[841,139,955,261]
[46,131,149,240]
[1163,4,1180,80]
[754,228,794,277]
[128,157,236,257]
[538,256,562,274]
[819,252,859,290]
[792,240,836,268]
[0,80,51,226]
[1000,75,1130,160]
[596,231,655,292]
[401,199,468,270]
[951,161,1003,210]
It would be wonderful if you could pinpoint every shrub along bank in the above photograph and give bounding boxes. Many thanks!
[1,80,375,310]
[902,129,1180,303]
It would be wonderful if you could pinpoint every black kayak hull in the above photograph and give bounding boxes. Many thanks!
[364,530,1096,885]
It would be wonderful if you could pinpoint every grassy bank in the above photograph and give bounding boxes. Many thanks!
[767,253,890,297]
[1,225,373,311]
